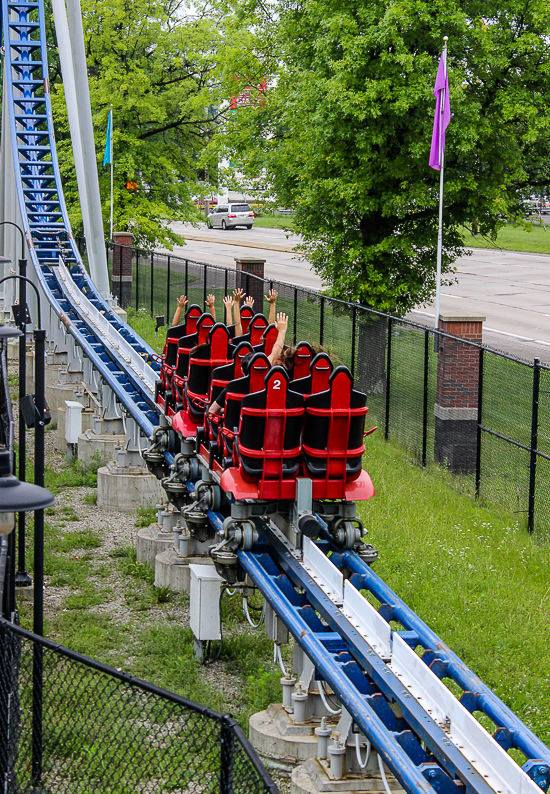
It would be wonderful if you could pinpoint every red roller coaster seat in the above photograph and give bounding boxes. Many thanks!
[222,367,304,500]
[176,324,232,434]
[292,341,315,381]
[292,351,333,398]
[159,304,202,406]
[217,352,271,464]
[252,323,278,357]
[302,366,375,501]
[170,313,215,412]
[239,314,268,347]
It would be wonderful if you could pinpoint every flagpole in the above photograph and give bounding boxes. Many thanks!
[109,105,114,242]
[434,36,448,339]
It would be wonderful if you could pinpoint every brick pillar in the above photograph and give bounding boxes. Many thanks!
[234,257,265,315]
[434,313,485,474]
[112,231,133,308]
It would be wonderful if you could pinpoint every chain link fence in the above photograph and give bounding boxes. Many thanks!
[0,618,278,794]
[77,238,550,538]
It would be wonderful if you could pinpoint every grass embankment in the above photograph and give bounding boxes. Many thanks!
[25,427,550,746]
[252,214,296,231]
[462,222,550,254]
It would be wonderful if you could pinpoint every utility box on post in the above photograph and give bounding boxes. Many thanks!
[234,257,265,312]
[190,564,223,660]
[65,400,83,461]
[64,400,83,444]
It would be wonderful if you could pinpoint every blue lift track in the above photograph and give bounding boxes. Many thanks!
[2,1,550,792]
[1,0,159,436]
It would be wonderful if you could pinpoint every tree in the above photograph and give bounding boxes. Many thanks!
[48,0,228,248]
[219,0,550,314]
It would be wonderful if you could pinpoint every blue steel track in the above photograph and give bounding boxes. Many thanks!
[2,2,550,792]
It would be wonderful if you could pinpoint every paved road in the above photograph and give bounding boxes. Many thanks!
[409,247,550,364]
[168,221,323,290]
[165,223,550,363]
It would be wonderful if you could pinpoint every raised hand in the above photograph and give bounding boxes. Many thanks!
[223,295,234,309]
[244,296,255,308]
[265,288,278,323]
[233,288,245,303]
[177,295,188,309]
[276,312,288,333]
[205,293,216,321]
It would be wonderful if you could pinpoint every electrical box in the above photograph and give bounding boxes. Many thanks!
[189,564,223,641]
[65,400,84,444]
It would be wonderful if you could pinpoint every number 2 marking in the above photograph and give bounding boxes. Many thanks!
[273,379,281,390]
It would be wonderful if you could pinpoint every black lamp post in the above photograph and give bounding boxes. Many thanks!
[0,273,43,595]
[0,275,47,788]
[0,248,32,588]
[0,445,54,792]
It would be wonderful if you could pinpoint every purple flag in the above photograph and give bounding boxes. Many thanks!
[429,51,450,171]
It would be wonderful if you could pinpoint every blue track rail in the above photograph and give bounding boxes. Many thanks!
[1,0,159,435]
[2,1,550,792]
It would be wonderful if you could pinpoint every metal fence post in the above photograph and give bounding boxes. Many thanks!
[135,249,139,311]
[150,253,154,315]
[319,297,325,346]
[220,717,234,794]
[351,307,357,378]
[224,267,228,295]
[293,289,298,341]
[31,327,46,787]
[422,329,429,466]
[475,348,484,497]
[385,317,392,440]
[166,255,171,321]
[185,259,188,296]
[528,357,541,533]
[16,258,30,587]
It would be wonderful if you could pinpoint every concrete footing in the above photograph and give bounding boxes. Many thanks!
[136,524,176,568]
[154,547,214,593]
[250,704,331,775]
[77,429,126,468]
[291,757,404,794]
[97,463,164,511]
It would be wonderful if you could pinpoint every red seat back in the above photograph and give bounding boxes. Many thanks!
[303,367,368,498]
[237,367,304,499]
[240,305,254,334]
[292,342,315,380]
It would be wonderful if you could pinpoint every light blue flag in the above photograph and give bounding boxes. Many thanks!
[103,109,112,166]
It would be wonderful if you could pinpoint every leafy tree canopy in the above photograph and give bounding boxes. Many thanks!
[217,0,550,313]
[48,0,227,248]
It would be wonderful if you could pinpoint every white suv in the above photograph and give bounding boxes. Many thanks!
[207,203,255,230]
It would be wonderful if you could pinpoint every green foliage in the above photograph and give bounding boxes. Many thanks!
[134,505,158,528]
[220,0,550,313]
[84,491,98,505]
[154,585,172,603]
[48,0,227,248]
[44,456,101,494]
[125,308,166,354]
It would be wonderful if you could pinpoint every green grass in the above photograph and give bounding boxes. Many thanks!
[252,214,296,230]
[360,431,550,745]
[462,221,550,254]
[44,456,102,494]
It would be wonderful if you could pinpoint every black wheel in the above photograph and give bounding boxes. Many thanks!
[245,225,253,229]
[221,220,226,230]
[206,220,212,229]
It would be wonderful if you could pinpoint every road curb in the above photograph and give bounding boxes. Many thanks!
[182,233,296,254]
